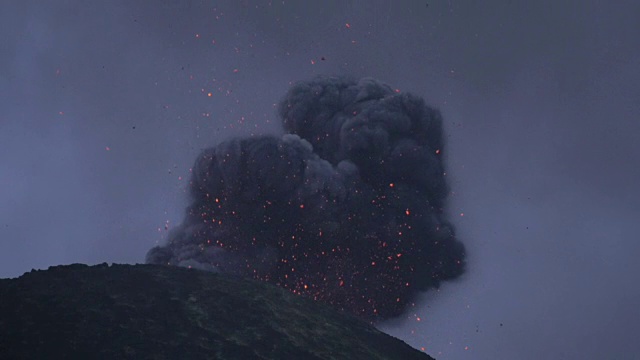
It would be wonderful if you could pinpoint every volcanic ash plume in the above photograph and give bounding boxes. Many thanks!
[146,76,466,322]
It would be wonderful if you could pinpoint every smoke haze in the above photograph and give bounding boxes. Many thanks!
[147,76,465,321]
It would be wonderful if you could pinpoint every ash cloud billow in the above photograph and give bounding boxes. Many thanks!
[147,76,466,322]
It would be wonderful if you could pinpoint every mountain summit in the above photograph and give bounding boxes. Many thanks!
[0,263,434,359]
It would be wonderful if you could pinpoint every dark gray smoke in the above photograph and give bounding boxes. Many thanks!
[146,76,466,322]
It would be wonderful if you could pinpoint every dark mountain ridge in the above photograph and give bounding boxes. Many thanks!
[0,263,434,359]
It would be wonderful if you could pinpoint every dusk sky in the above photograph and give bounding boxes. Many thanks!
[2,1,639,359]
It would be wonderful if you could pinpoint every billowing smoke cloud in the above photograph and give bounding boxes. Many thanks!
[147,76,466,322]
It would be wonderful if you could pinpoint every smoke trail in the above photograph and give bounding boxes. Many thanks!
[147,76,466,322]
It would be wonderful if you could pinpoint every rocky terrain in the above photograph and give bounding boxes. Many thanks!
[0,263,434,359]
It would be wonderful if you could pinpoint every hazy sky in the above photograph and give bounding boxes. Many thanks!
[1,1,639,359]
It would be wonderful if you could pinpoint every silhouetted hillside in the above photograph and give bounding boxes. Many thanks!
[0,263,434,359]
